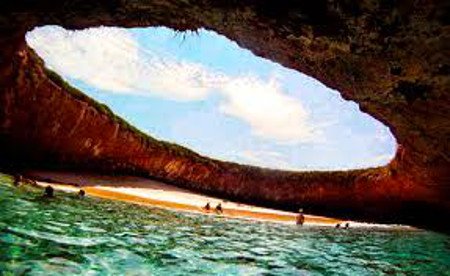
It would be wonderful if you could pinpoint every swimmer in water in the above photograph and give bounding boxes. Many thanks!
[43,185,54,198]
[215,203,223,214]
[296,208,305,226]
[203,202,211,211]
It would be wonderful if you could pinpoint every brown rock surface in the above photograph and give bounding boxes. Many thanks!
[0,1,449,232]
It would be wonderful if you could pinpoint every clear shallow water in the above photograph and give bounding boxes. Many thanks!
[0,174,449,275]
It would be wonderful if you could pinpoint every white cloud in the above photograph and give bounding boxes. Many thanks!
[27,27,137,92]
[26,26,318,143]
[220,76,315,143]
[27,26,214,100]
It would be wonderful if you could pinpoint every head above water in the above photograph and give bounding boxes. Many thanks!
[44,185,54,197]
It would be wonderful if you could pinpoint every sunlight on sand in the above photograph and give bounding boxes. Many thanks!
[29,171,345,226]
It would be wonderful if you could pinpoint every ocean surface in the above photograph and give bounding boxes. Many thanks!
[0,174,449,275]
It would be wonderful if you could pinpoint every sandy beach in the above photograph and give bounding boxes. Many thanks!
[26,170,352,226]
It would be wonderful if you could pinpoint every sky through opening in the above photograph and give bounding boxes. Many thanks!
[26,26,396,171]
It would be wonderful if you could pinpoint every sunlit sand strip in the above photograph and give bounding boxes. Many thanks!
[35,181,342,225]
[33,181,340,226]
[28,171,413,229]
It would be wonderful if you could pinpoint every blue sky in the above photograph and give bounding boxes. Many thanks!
[26,26,396,171]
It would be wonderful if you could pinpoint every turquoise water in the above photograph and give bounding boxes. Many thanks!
[0,174,449,275]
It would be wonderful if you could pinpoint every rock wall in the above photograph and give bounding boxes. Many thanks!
[0,1,449,232]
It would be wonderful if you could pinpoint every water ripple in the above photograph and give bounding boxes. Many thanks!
[0,176,449,275]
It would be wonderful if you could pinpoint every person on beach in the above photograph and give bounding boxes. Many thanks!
[344,222,350,229]
[43,185,54,198]
[215,203,223,213]
[296,208,305,225]
[335,223,341,229]
[203,202,211,211]
[78,189,85,198]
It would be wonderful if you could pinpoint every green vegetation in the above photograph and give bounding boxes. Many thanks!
[29,48,386,177]
[30,48,208,162]
[235,163,388,185]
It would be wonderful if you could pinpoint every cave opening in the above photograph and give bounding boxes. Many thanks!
[26,25,396,171]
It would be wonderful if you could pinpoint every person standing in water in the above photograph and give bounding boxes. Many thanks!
[215,203,223,214]
[296,208,305,225]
